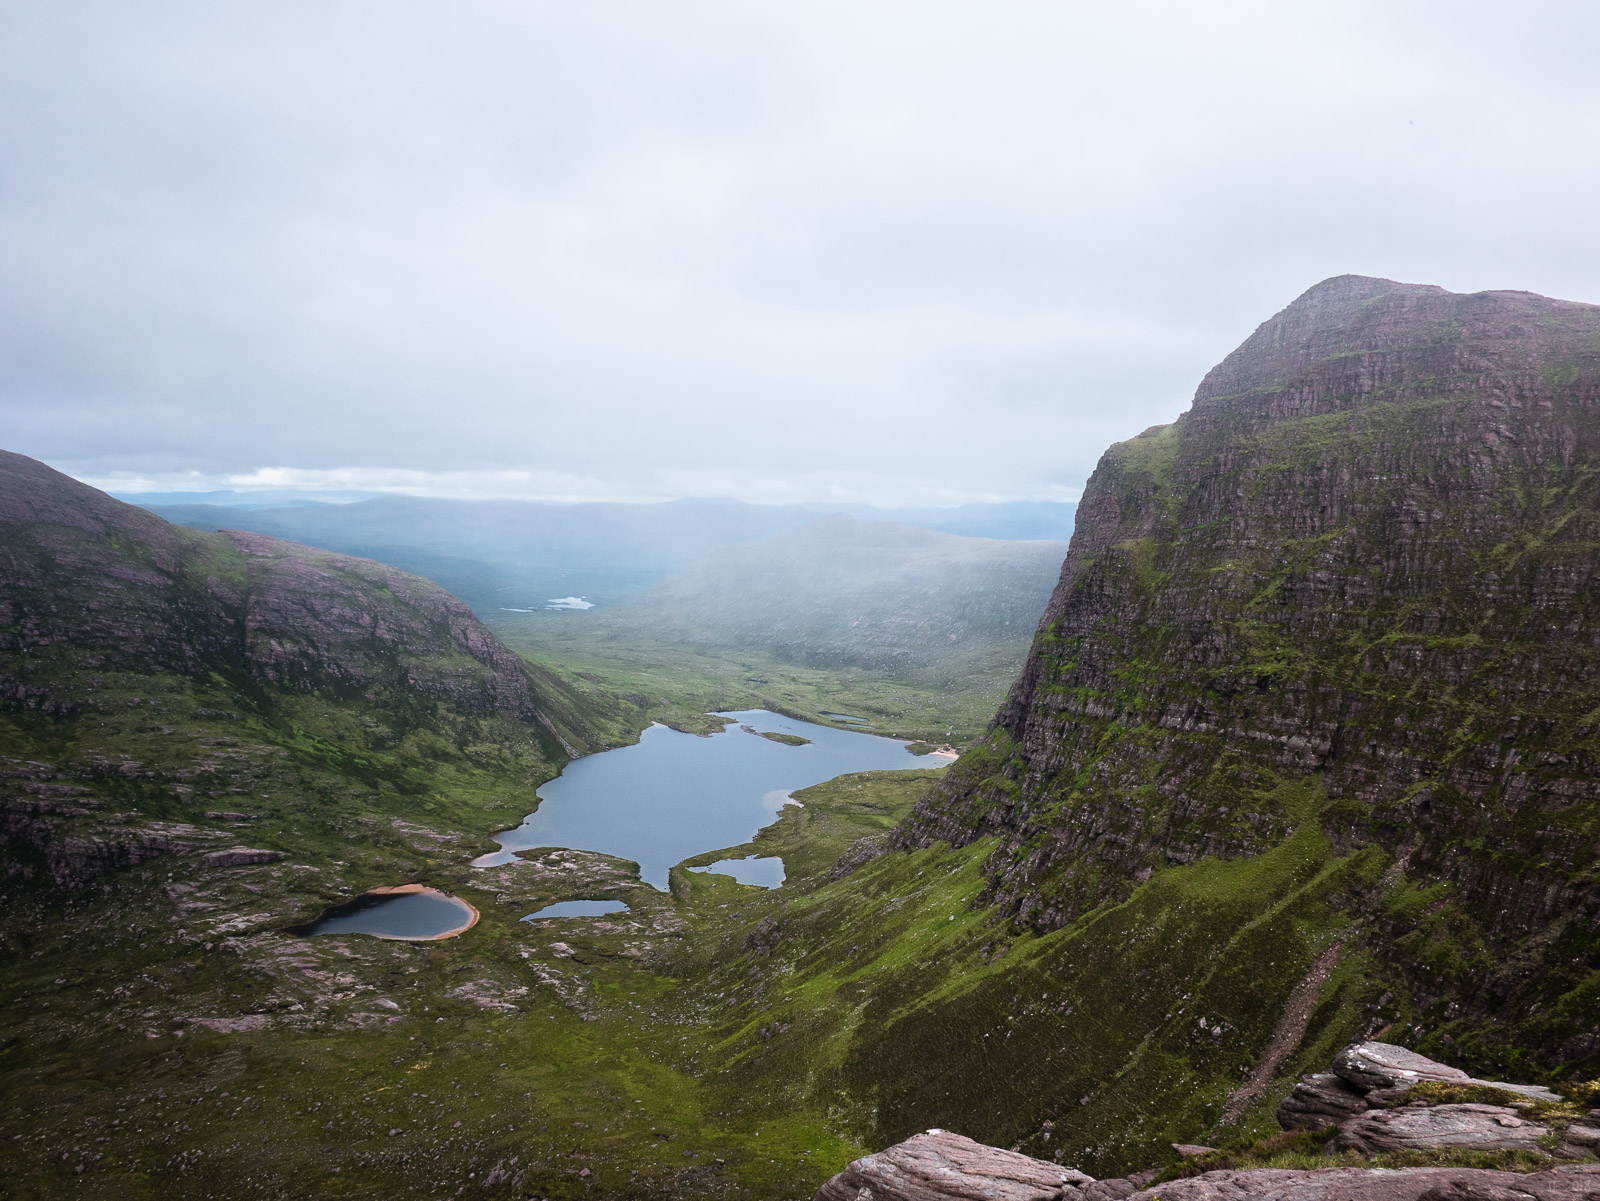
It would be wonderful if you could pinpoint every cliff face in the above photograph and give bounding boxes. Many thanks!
[899,276,1600,1067]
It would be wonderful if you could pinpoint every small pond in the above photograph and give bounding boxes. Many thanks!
[689,856,785,889]
[289,885,478,941]
[523,899,631,921]
[475,709,935,889]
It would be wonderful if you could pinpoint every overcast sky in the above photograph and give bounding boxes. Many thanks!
[5,1,1599,506]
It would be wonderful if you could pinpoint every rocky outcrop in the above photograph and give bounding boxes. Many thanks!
[1280,1042,1561,1133]
[1276,1073,1376,1131]
[1119,1165,1600,1201]
[1277,1043,1597,1161]
[200,847,283,867]
[1334,1104,1548,1154]
[1566,1126,1600,1157]
[895,276,1600,1070]
[814,1036,1596,1201]
[814,1130,1600,1201]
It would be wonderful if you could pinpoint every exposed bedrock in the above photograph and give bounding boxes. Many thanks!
[815,1045,1597,1201]
[1120,1165,1600,1201]
[813,1130,1600,1201]
[1334,1104,1548,1154]
[812,1130,1100,1201]
[1279,1042,1561,1133]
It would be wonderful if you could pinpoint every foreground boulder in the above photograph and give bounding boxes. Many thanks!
[813,1130,1093,1201]
[815,1140,1600,1201]
[1276,1072,1370,1130]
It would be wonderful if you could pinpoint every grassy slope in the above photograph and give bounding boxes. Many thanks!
[681,779,1381,1177]
[0,761,951,1200]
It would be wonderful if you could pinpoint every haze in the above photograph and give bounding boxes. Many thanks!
[4,0,1599,506]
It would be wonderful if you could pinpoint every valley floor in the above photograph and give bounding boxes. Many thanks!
[493,616,1009,745]
[2,756,948,1200]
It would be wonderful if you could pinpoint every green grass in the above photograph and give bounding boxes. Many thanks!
[1153,1130,1575,1182]
[0,703,953,1201]
[493,619,1007,743]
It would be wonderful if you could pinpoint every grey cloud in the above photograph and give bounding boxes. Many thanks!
[3,0,1599,501]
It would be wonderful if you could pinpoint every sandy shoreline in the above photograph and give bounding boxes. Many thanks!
[363,883,480,941]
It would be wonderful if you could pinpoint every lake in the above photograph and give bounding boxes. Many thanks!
[474,709,940,889]
[523,899,631,920]
[290,885,478,941]
[690,856,786,888]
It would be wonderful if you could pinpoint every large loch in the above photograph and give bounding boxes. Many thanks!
[475,709,944,889]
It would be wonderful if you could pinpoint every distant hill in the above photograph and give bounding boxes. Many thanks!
[110,488,385,508]
[591,515,1071,685]
[142,495,1077,616]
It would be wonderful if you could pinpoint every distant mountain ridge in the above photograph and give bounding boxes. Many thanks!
[141,494,1077,616]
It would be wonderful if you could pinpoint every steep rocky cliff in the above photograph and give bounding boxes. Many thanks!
[897,276,1600,1072]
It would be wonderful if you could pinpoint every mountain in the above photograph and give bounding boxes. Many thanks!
[603,514,1071,682]
[895,274,1600,1070]
[0,449,608,887]
[143,495,1078,616]
[639,277,1600,1182]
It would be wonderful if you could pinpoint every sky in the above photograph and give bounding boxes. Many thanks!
[4,1,1600,507]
